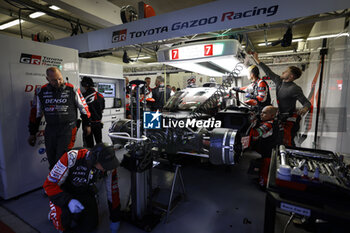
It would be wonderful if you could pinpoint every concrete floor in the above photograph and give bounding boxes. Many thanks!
[0,150,330,233]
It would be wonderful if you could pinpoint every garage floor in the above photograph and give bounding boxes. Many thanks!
[0,150,323,233]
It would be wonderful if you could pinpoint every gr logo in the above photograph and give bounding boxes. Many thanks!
[112,29,127,43]
[143,111,161,129]
[20,53,42,65]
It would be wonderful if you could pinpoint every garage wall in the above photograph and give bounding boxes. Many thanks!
[301,18,349,153]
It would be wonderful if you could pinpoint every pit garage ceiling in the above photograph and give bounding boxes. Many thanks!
[0,0,349,64]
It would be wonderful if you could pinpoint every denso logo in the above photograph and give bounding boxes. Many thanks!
[45,99,67,104]
[20,53,42,65]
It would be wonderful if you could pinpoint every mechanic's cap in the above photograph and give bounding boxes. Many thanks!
[248,65,259,77]
[90,143,119,171]
[81,76,94,87]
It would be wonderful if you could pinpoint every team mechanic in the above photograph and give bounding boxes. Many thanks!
[249,106,278,187]
[233,65,271,112]
[28,67,91,169]
[253,52,311,146]
[81,76,105,148]
[43,143,121,233]
[151,76,171,111]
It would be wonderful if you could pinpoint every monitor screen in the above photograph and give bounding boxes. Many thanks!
[97,82,115,98]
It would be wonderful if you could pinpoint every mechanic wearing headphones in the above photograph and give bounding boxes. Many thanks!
[81,76,105,148]
[43,143,121,233]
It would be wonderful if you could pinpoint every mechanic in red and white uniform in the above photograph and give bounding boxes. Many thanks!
[249,106,278,187]
[43,143,121,233]
[80,76,105,148]
[28,67,91,170]
[233,65,271,112]
[144,77,152,99]
[250,106,277,152]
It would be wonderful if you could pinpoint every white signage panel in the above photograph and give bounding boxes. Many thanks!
[50,0,350,53]
[10,64,48,181]
[169,43,224,60]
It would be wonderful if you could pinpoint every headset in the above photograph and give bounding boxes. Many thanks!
[81,76,94,87]
[89,143,106,164]
[89,143,116,168]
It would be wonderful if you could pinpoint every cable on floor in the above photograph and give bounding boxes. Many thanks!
[283,213,295,233]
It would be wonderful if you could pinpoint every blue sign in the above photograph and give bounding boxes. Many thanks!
[143,111,161,129]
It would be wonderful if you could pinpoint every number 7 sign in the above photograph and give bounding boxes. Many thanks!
[204,44,213,56]
[171,49,179,60]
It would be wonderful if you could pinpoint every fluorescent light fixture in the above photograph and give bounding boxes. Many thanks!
[265,50,294,55]
[49,5,60,10]
[306,32,349,41]
[0,19,25,30]
[29,12,46,18]
[131,56,151,60]
[167,56,250,77]
[258,42,272,46]
[258,38,304,46]
[170,62,225,77]
[210,57,240,73]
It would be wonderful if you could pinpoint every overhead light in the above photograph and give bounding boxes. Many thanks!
[258,42,272,46]
[265,50,294,55]
[258,38,304,46]
[49,5,60,10]
[131,56,151,60]
[306,32,349,41]
[292,38,304,43]
[0,19,25,30]
[210,57,241,73]
[170,62,225,77]
[29,12,46,19]
[211,57,250,76]
[165,55,250,77]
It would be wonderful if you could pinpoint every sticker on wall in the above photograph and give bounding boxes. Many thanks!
[38,147,46,155]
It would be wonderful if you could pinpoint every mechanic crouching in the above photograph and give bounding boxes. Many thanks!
[249,106,278,187]
[43,143,121,233]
